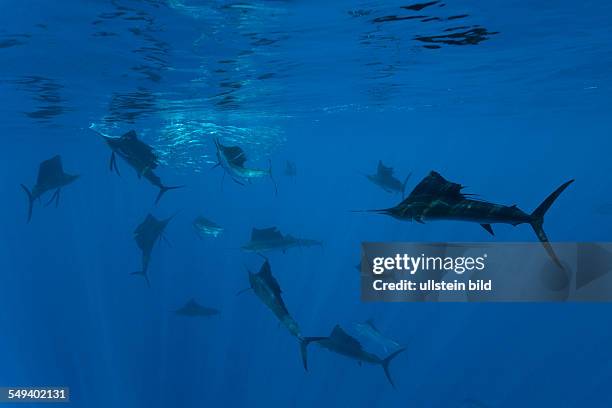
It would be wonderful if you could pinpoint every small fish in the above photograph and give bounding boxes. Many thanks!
[365,160,411,197]
[20,155,79,222]
[174,298,219,317]
[193,216,223,238]
[241,227,322,253]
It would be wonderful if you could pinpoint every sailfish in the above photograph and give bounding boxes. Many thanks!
[299,325,406,388]
[174,298,219,317]
[212,138,277,194]
[20,155,79,222]
[242,257,301,337]
[241,227,322,253]
[91,127,182,204]
[365,160,411,197]
[132,213,173,287]
[358,171,574,268]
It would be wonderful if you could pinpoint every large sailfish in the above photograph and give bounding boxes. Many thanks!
[20,155,79,222]
[358,171,574,267]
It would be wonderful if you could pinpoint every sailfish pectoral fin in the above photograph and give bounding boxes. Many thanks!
[161,234,172,248]
[20,184,34,223]
[45,189,60,207]
[109,152,120,176]
[231,177,245,186]
[480,224,494,236]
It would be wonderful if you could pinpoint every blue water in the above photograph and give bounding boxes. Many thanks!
[2,0,612,407]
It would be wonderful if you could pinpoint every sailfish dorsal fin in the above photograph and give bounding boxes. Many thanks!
[377,160,394,178]
[403,171,468,204]
[251,227,283,242]
[37,155,65,185]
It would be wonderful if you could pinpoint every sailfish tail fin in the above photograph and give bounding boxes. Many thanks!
[381,347,406,389]
[298,336,326,371]
[529,179,575,268]
[155,185,184,205]
[20,184,34,223]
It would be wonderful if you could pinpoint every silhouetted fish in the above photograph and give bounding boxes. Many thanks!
[357,171,574,268]
[174,298,219,317]
[132,213,174,287]
[20,155,79,222]
[92,128,182,203]
[365,160,411,197]
[243,257,301,337]
[193,216,223,238]
[299,325,406,388]
[241,227,322,253]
